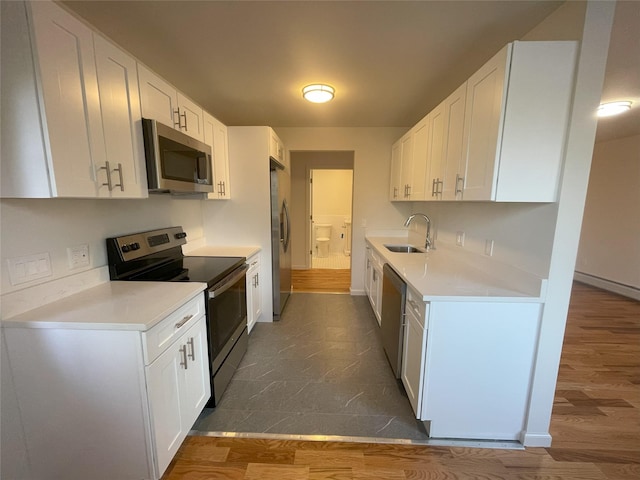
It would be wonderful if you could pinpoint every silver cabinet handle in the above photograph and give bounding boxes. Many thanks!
[406,184,411,197]
[393,186,398,199]
[99,161,113,191]
[113,163,124,191]
[173,108,182,129]
[455,174,464,196]
[187,337,195,361]
[256,272,259,287]
[182,111,188,131]
[179,345,188,369]
[431,178,437,197]
[175,314,193,329]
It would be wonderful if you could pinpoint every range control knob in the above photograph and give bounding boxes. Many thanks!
[121,244,131,253]
[131,242,140,250]
[175,232,187,239]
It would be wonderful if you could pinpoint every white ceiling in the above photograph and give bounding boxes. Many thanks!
[62,1,638,142]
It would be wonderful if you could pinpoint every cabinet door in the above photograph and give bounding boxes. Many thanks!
[212,118,231,199]
[399,133,414,200]
[441,83,467,201]
[29,1,102,197]
[426,102,446,200]
[146,340,184,477]
[204,112,231,199]
[181,317,211,428]
[460,45,509,201]
[410,116,429,201]
[246,254,262,333]
[138,64,178,128]
[389,140,402,200]
[401,301,428,416]
[177,92,204,141]
[94,35,147,198]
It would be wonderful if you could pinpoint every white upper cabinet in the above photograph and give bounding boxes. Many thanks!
[269,130,285,166]
[176,92,205,142]
[461,41,577,202]
[138,64,179,128]
[138,64,204,142]
[0,1,147,198]
[203,112,231,199]
[389,140,403,200]
[441,83,467,201]
[391,40,577,204]
[409,115,429,201]
[425,102,446,200]
[94,35,147,198]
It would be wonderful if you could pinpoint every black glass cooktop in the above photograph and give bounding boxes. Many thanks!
[181,256,245,287]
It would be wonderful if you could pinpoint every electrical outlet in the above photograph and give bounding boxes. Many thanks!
[67,244,90,269]
[7,252,52,285]
[456,231,465,246]
[484,239,494,256]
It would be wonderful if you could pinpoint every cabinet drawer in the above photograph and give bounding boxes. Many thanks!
[142,294,205,365]
[406,287,427,328]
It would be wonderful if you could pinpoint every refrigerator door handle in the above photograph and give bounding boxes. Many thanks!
[282,199,291,252]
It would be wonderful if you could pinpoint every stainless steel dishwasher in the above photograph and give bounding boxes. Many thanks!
[381,263,407,378]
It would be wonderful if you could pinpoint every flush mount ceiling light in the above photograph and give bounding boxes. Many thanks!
[597,101,632,117]
[302,84,335,103]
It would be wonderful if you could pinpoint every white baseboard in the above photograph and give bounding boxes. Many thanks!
[574,272,640,301]
[520,432,552,447]
[350,289,365,296]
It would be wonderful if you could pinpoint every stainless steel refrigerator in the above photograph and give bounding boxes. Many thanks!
[270,158,291,319]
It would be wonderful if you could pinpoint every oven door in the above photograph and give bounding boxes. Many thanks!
[206,264,248,374]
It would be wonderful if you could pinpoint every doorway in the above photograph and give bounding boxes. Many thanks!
[289,151,354,293]
[310,169,353,269]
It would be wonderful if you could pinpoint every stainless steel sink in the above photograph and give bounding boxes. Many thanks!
[384,244,423,253]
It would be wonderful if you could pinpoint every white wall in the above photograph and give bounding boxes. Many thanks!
[576,134,640,293]
[0,197,205,296]
[277,128,410,293]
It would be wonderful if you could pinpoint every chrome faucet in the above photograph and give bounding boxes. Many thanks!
[404,213,434,251]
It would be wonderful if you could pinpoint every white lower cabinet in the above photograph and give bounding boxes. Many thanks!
[402,297,542,441]
[401,287,428,415]
[365,247,383,325]
[146,315,209,477]
[246,252,262,333]
[3,294,211,480]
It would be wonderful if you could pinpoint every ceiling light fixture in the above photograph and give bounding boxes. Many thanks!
[597,101,632,117]
[302,84,335,103]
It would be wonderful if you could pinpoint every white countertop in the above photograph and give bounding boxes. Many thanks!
[366,236,545,302]
[187,245,261,258]
[1,281,206,331]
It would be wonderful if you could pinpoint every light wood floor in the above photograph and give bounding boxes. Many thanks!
[291,268,351,294]
[162,282,640,479]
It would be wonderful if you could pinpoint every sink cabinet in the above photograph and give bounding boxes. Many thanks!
[3,294,211,480]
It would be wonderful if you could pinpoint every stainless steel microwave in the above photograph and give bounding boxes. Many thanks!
[142,118,213,194]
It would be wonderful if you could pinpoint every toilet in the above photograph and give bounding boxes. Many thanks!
[315,224,332,258]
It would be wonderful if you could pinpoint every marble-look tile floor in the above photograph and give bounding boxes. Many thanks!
[193,293,430,441]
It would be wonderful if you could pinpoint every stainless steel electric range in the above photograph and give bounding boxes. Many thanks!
[107,226,247,406]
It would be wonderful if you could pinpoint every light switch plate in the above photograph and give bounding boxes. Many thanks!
[456,231,465,246]
[7,252,52,286]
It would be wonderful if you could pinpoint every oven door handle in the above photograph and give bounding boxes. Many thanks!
[207,264,248,299]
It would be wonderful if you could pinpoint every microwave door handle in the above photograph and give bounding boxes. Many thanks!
[207,264,249,299]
